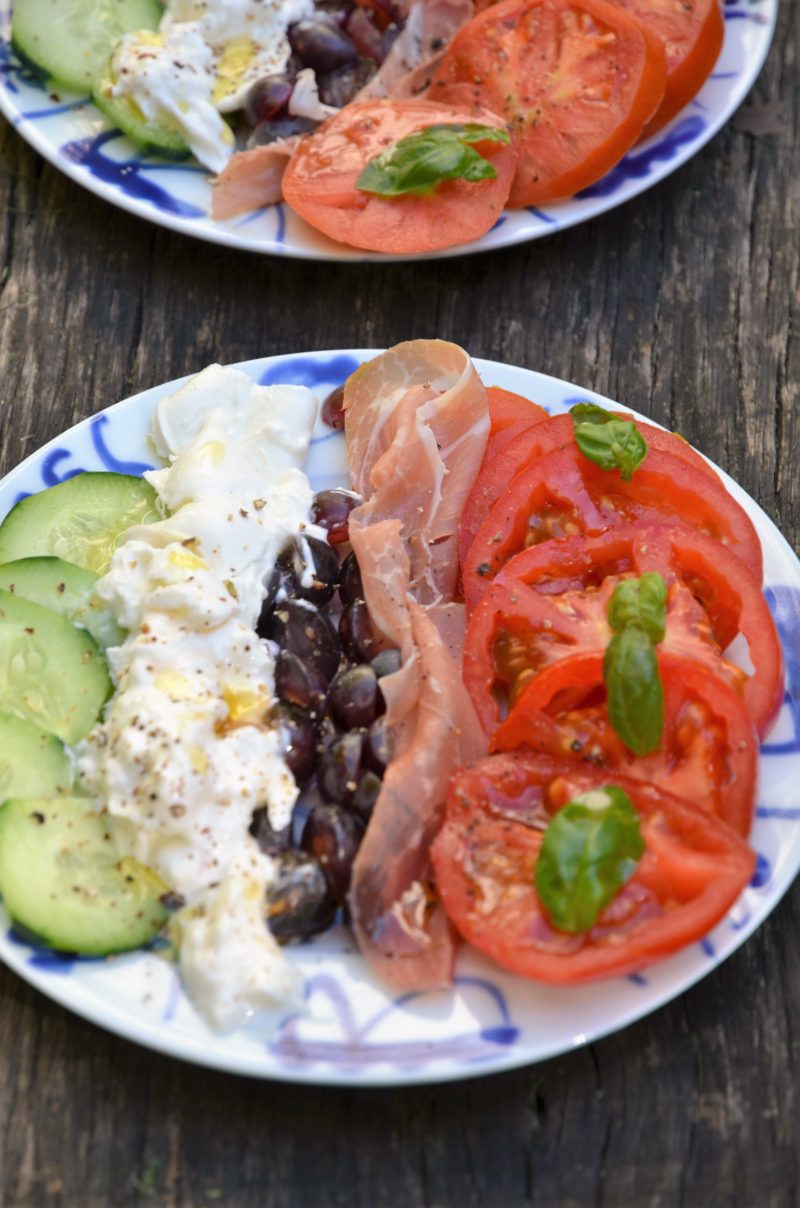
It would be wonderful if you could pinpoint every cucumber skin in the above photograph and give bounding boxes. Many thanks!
[0,712,73,803]
[93,85,191,160]
[0,797,169,956]
[11,0,164,94]
[0,472,161,576]
[0,556,125,649]
[0,589,112,745]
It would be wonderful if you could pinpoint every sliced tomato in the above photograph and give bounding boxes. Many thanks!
[490,650,758,834]
[281,100,518,255]
[432,752,755,983]
[462,443,763,612]
[428,0,667,206]
[464,525,782,737]
[487,386,549,435]
[609,0,724,136]
[459,411,719,571]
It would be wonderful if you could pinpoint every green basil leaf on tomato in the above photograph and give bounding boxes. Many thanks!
[535,786,644,933]
[356,124,510,197]
[604,627,664,755]
[608,572,667,643]
[570,404,648,481]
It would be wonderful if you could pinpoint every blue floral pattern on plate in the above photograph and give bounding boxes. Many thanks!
[0,351,798,1087]
[0,2,777,261]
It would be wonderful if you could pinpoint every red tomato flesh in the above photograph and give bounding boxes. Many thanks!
[432,752,755,983]
[462,443,763,613]
[463,524,783,737]
[490,649,759,835]
[459,410,719,573]
[428,0,667,205]
[281,100,518,255]
[609,0,724,136]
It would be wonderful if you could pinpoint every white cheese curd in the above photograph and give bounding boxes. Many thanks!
[109,0,314,172]
[78,364,324,1029]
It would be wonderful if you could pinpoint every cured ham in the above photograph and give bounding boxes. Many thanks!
[211,140,298,220]
[344,340,490,990]
[356,0,475,102]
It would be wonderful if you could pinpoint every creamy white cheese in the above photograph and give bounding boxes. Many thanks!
[78,364,322,1029]
[109,0,314,172]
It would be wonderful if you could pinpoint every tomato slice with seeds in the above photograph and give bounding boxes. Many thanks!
[428,0,667,206]
[490,650,758,835]
[281,99,518,255]
[463,525,783,737]
[609,0,724,136]
[462,443,763,613]
[432,752,755,983]
[459,411,719,573]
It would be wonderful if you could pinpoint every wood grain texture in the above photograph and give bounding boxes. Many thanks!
[0,2,798,1203]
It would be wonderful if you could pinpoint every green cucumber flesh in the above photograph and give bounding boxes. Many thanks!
[0,472,161,575]
[0,712,73,803]
[0,797,169,955]
[0,556,125,649]
[93,80,191,158]
[11,0,163,94]
[0,589,111,744]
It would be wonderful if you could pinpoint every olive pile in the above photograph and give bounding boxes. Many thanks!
[255,488,400,943]
[243,2,404,147]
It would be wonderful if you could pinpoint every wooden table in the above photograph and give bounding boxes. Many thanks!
[0,2,798,1202]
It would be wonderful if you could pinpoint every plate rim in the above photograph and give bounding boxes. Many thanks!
[0,347,798,1088]
[0,2,780,263]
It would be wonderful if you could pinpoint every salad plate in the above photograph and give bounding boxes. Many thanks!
[1,348,799,1087]
[0,1,778,262]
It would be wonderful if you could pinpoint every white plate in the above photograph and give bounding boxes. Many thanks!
[1,350,799,1087]
[0,2,778,262]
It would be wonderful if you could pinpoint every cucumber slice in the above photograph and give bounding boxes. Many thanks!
[94,77,191,159]
[0,472,160,575]
[0,556,125,649]
[0,797,169,955]
[11,0,163,94]
[0,589,111,744]
[0,713,73,803]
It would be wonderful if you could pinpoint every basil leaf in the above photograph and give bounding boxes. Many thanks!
[535,786,644,933]
[608,573,667,644]
[570,404,648,481]
[356,124,510,198]
[603,627,664,756]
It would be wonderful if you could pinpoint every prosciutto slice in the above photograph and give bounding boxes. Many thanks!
[211,140,299,220]
[356,0,475,102]
[344,340,490,990]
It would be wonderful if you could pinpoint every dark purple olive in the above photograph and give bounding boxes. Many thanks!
[250,807,291,855]
[328,664,381,730]
[265,850,336,942]
[317,58,375,108]
[275,650,328,714]
[243,73,295,126]
[345,7,384,62]
[370,647,401,679]
[288,17,359,73]
[275,703,317,784]
[259,559,294,617]
[363,715,393,776]
[321,383,345,429]
[338,551,363,606]
[351,770,382,825]
[318,729,364,805]
[339,598,376,663]
[248,115,318,148]
[301,804,362,904]
[265,598,341,682]
[311,488,361,545]
[280,536,340,605]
